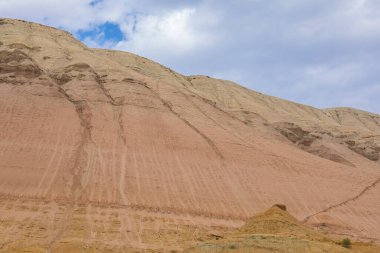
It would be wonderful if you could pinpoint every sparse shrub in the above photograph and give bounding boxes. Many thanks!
[228,244,237,249]
[341,238,351,248]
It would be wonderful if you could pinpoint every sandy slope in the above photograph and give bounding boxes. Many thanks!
[0,18,379,252]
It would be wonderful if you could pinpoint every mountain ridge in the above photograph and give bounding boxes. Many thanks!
[0,18,379,252]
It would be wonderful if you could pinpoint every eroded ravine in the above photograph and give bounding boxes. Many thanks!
[135,79,225,160]
[46,76,97,252]
[94,73,130,206]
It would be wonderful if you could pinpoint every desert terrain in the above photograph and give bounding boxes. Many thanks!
[0,18,379,252]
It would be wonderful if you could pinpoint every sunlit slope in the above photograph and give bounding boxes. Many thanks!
[0,18,379,252]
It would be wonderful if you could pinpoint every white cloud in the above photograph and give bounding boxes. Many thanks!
[0,0,379,113]
[290,0,380,41]
[0,0,95,31]
[300,63,365,89]
[0,0,130,31]
[114,8,212,62]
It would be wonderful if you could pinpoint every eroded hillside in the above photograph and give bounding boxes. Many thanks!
[0,18,379,252]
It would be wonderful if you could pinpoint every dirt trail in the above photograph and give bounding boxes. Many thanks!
[303,176,380,222]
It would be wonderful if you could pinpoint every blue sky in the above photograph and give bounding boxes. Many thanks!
[1,0,379,114]
[76,22,124,45]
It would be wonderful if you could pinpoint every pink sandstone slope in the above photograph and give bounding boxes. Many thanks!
[0,18,379,252]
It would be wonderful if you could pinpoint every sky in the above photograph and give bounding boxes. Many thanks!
[1,0,379,114]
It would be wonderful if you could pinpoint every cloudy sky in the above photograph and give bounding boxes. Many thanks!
[1,0,379,113]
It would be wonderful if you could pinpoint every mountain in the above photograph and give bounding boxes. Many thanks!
[0,18,379,252]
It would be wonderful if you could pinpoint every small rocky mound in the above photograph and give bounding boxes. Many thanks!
[184,205,380,252]
[239,205,326,241]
